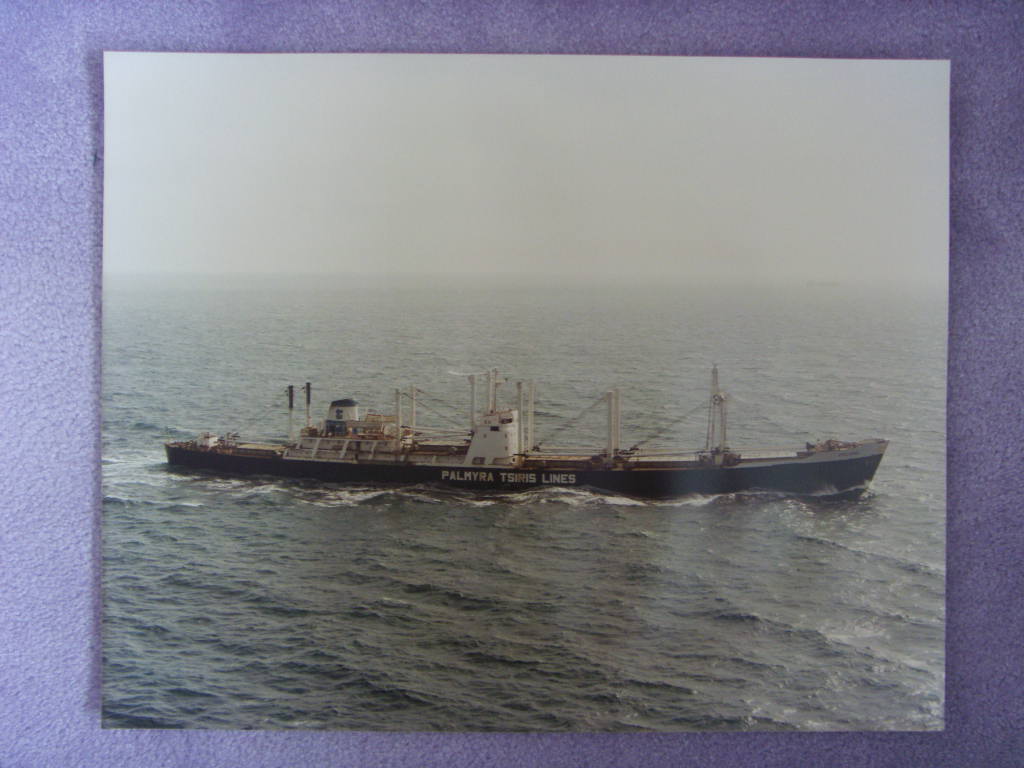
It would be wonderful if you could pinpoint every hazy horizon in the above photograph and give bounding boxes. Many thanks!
[102,270,948,302]
[103,54,949,288]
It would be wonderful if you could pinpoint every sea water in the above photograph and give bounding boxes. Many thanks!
[102,274,945,730]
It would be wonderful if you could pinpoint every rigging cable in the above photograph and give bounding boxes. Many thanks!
[232,391,293,438]
[725,391,820,439]
[630,400,709,451]
[534,393,608,449]
[400,388,468,430]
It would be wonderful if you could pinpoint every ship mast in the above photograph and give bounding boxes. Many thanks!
[517,380,524,454]
[287,384,295,441]
[489,368,500,412]
[527,380,535,451]
[467,369,534,449]
[409,385,416,430]
[468,369,500,428]
[704,365,727,453]
[606,388,621,458]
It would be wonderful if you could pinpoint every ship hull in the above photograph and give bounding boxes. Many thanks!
[165,441,886,499]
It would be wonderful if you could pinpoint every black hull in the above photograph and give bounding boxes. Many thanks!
[165,444,885,499]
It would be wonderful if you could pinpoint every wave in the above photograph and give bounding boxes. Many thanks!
[103,494,139,507]
[787,532,945,578]
[302,488,393,507]
[402,582,503,611]
[295,482,658,509]
[462,649,542,666]
[165,686,220,700]
[713,611,763,623]
[653,494,721,508]
[102,710,181,729]
[120,420,195,438]
[501,485,645,507]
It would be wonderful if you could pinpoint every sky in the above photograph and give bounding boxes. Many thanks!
[103,53,948,286]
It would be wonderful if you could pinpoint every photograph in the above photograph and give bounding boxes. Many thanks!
[101,52,947,731]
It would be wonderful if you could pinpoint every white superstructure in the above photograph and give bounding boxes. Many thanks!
[465,408,521,466]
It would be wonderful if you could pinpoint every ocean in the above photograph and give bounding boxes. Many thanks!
[101,274,945,730]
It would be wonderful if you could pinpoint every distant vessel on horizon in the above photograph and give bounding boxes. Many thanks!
[165,367,887,499]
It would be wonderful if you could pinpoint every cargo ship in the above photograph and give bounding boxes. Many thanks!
[165,367,887,499]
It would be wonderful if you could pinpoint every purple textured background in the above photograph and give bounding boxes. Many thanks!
[1,1,1020,765]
